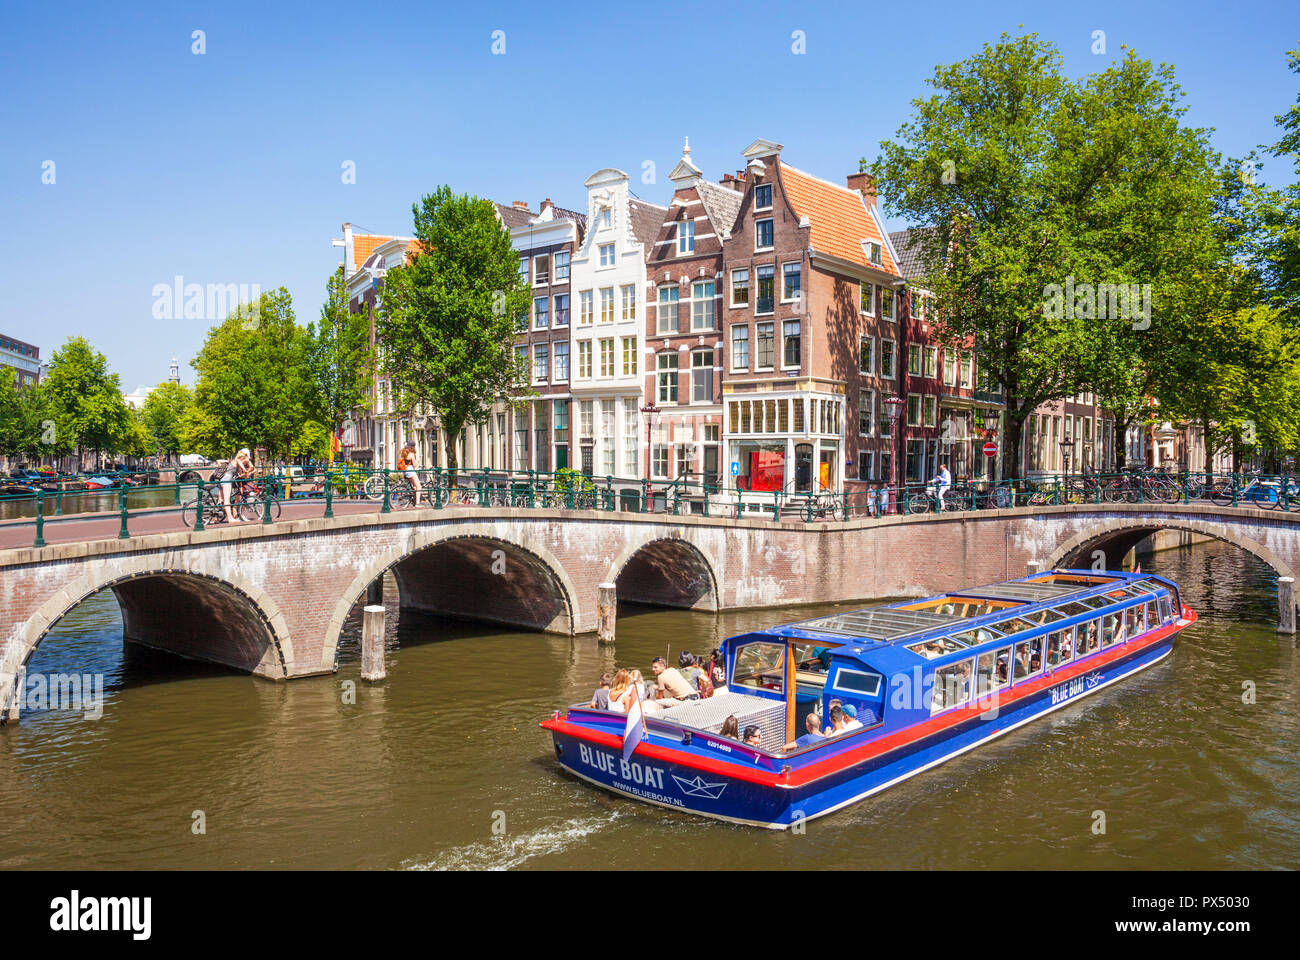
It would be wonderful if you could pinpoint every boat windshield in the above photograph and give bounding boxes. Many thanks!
[732,641,787,693]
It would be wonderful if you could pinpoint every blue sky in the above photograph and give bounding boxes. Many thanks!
[2,0,1297,390]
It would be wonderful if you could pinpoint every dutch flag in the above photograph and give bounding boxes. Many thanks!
[622,685,647,761]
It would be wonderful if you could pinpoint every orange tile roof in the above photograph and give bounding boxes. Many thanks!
[778,163,899,276]
[352,235,423,273]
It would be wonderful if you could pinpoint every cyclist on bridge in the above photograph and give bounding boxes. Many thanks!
[397,440,422,506]
[217,447,254,524]
[931,461,952,511]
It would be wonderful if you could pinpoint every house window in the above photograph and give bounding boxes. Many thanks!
[782,262,801,302]
[579,290,593,325]
[880,339,896,378]
[783,320,801,368]
[653,444,669,478]
[533,296,549,329]
[554,251,570,281]
[881,288,896,321]
[859,390,875,436]
[514,345,528,380]
[657,353,679,403]
[554,341,569,381]
[923,396,938,428]
[600,287,615,323]
[731,269,750,307]
[867,242,882,266]
[657,286,680,334]
[692,281,714,330]
[911,292,925,320]
[755,218,774,250]
[533,343,549,382]
[622,336,638,376]
[908,344,922,376]
[599,243,615,266]
[924,347,938,379]
[961,353,973,389]
[678,219,695,254]
[534,255,549,284]
[860,336,874,375]
[857,450,874,481]
[519,258,529,283]
[621,284,636,321]
[580,400,594,438]
[599,208,612,230]
[754,183,773,209]
[907,394,922,427]
[860,282,875,315]
[692,349,714,402]
[555,399,569,430]
[756,321,775,369]
[756,265,775,314]
[943,350,957,386]
[578,340,592,378]
[554,293,569,326]
[599,338,615,377]
[731,324,749,370]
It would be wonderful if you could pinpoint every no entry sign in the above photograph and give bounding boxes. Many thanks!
[983,441,998,457]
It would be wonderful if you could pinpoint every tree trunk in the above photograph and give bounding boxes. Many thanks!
[1002,398,1024,480]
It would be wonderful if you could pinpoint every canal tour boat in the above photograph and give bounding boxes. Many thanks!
[541,569,1196,829]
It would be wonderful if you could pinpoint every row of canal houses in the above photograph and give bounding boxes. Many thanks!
[339,137,1123,495]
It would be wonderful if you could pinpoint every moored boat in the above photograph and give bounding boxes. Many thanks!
[542,568,1195,829]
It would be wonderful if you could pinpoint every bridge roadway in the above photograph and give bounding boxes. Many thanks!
[1,499,1296,722]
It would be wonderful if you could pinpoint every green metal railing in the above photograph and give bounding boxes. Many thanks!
[5,464,1296,550]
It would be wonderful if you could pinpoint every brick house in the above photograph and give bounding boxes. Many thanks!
[643,139,743,488]
[718,139,904,497]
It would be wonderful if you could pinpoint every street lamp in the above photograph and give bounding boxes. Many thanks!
[884,394,904,513]
[1058,437,1073,479]
[640,399,660,484]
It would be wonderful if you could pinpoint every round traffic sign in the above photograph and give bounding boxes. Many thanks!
[983,441,998,457]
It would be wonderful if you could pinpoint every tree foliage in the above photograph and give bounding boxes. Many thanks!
[306,267,373,461]
[42,336,134,462]
[140,381,194,459]
[376,186,530,473]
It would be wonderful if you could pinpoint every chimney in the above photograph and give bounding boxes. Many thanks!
[342,222,355,275]
[847,172,877,207]
[541,198,554,213]
[512,201,529,210]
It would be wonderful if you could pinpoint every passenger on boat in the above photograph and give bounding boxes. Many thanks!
[626,670,664,714]
[996,655,1010,683]
[743,726,763,747]
[651,657,699,704]
[824,705,847,736]
[607,670,635,713]
[708,649,727,690]
[841,704,863,731]
[679,653,711,697]
[720,715,740,739]
[590,673,612,710]
[784,713,825,751]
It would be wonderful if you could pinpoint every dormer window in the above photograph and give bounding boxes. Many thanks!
[867,242,882,266]
[599,208,612,230]
[754,184,773,210]
[677,219,695,255]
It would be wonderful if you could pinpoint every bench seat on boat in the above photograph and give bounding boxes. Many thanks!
[656,691,788,753]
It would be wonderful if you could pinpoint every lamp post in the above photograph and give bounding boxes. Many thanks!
[1058,437,1073,480]
[884,394,903,513]
[640,399,660,492]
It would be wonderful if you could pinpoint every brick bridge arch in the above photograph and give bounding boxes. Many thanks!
[1045,516,1296,580]
[605,533,722,612]
[322,526,580,670]
[1,559,293,723]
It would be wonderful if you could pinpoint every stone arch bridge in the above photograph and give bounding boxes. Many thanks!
[2,502,1295,722]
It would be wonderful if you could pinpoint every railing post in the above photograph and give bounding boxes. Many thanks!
[642,478,648,513]
[1232,473,1239,508]
[381,470,391,514]
[118,486,129,539]
[174,476,181,505]
[34,489,46,548]
[773,491,780,522]
[324,469,334,518]
[673,480,680,515]
[805,493,813,523]
[55,485,63,516]
[193,480,205,531]
[262,484,274,524]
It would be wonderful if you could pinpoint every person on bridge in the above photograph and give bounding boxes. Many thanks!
[931,461,952,510]
[397,441,422,506]
[218,448,254,523]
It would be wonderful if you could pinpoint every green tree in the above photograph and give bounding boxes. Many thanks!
[376,186,530,477]
[869,35,1226,477]
[140,381,194,460]
[42,337,133,466]
[188,289,322,460]
[306,267,373,462]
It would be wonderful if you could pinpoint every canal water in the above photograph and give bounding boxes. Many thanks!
[1,538,1296,869]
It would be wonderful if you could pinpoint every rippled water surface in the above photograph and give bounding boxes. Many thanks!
[0,539,1295,869]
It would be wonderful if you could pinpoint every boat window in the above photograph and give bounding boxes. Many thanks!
[1055,601,1094,617]
[951,626,1002,646]
[975,646,1011,696]
[908,636,967,659]
[1102,612,1124,647]
[832,667,883,698]
[1012,636,1043,681]
[931,658,974,713]
[1047,625,1075,666]
[792,643,835,674]
[1076,619,1099,656]
[1121,585,1149,598]
[988,617,1038,637]
[732,642,786,694]
[1124,605,1140,638]
[1078,595,1111,610]
[1159,596,1173,623]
